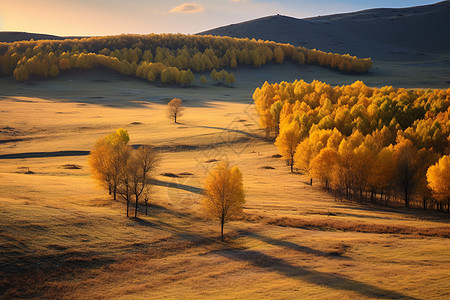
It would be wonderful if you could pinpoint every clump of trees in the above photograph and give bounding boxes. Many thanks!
[210,69,235,87]
[167,98,184,124]
[254,79,450,211]
[0,33,372,85]
[88,129,158,217]
[203,161,245,241]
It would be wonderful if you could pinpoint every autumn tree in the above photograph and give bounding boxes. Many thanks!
[427,155,450,211]
[167,98,184,124]
[275,121,301,172]
[115,145,133,216]
[88,128,130,201]
[393,138,419,207]
[125,146,159,217]
[200,75,207,86]
[203,161,245,241]
[310,147,339,189]
[225,72,235,87]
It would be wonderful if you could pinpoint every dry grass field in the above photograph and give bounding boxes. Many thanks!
[1,70,449,299]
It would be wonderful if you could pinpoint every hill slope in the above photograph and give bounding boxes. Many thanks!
[0,32,65,43]
[200,1,450,87]
[0,32,86,43]
[200,1,450,58]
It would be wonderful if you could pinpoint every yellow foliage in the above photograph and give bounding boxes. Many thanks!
[275,121,301,172]
[427,155,450,202]
[203,161,245,241]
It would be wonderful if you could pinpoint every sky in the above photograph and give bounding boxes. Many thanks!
[0,0,442,36]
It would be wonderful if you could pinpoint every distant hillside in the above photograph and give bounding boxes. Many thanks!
[199,1,450,59]
[0,32,85,43]
[0,32,64,43]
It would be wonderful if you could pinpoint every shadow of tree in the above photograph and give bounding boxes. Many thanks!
[238,230,351,259]
[149,178,203,195]
[218,248,418,299]
[178,122,264,140]
[132,206,417,299]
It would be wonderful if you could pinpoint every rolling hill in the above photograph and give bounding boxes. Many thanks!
[199,1,450,58]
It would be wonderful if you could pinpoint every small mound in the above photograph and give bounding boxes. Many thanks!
[61,164,82,169]
[178,172,194,176]
[160,172,180,178]
[205,159,218,163]
[259,166,275,169]
[17,166,34,174]
[271,154,282,158]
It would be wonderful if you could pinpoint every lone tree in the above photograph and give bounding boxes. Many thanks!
[167,98,184,124]
[203,161,245,241]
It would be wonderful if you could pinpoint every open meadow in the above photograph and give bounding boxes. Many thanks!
[0,67,449,299]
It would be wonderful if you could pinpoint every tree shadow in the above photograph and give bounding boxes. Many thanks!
[238,230,351,259]
[177,122,264,140]
[149,178,203,195]
[218,248,418,299]
[131,205,417,299]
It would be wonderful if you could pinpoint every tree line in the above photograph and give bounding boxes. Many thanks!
[254,80,450,211]
[0,33,372,84]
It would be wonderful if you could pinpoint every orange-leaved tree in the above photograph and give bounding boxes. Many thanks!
[275,121,301,172]
[203,161,245,241]
[427,155,450,212]
[88,128,130,201]
[167,98,184,124]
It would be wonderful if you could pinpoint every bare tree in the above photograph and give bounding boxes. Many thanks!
[127,146,159,217]
[203,161,245,241]
[167,98,184,124]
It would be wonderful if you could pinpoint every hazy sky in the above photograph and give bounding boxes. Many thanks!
[0,0,441,36]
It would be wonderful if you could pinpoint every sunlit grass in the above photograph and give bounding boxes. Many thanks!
[0,93,449,299]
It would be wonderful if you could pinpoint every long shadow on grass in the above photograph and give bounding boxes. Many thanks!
[218,248,418,300]
[137,206,417,299]
[238,230,351,259]
[149,179,203,194]
[177,122,264,140]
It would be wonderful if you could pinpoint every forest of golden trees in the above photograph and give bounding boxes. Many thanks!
[254,80,450,211]
[0,34,372,85]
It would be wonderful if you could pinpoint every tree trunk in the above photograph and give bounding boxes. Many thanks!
[310,178,312,186]
[423,198,427,210]
[221,217,224,242]
[135,194,138,218]
[174,114,177,124]
[145,202,148,215]
[113,185,117,201]
[404,185,409,207]
[126,199,129,217]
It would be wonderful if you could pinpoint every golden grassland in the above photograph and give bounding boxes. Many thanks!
[0,78,449,299]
